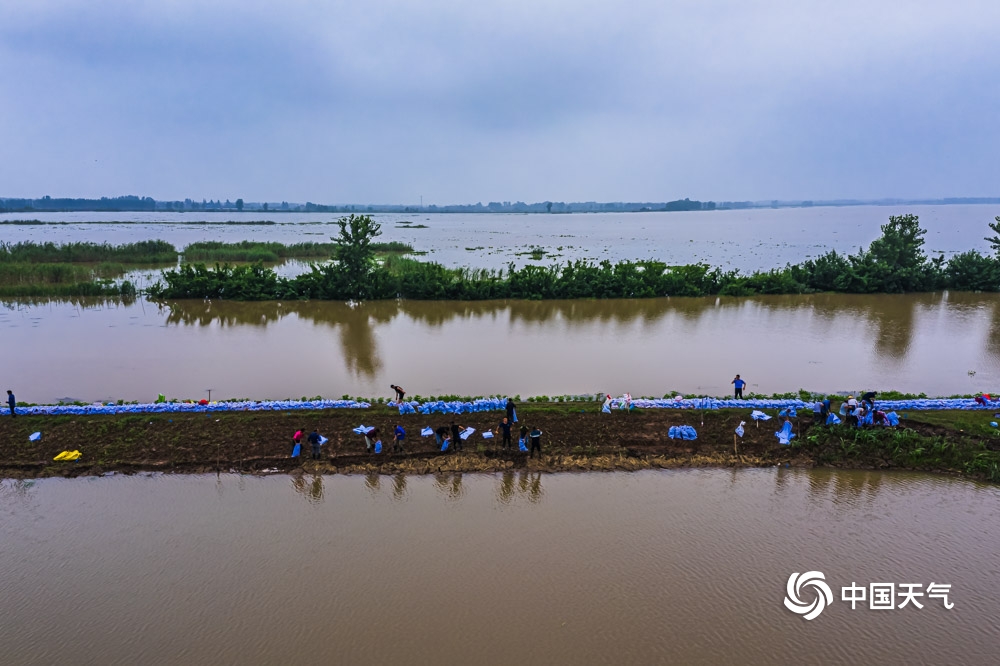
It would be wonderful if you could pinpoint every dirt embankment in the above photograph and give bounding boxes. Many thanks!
[0,405,992,480]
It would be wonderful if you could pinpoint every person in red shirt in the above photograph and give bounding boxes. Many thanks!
[292,428,304,456]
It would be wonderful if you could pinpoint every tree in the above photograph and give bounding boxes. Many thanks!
[333,214,382,299]
[986,216,1000,257]
[236,198,244,211]
[861,213,938,292]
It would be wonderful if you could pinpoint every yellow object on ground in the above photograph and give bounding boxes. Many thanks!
[53,450,82,461]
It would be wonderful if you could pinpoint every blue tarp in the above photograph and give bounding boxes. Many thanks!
[775,421,796,445]
[826,413,842,425]
[668,425,698,440]
[612,397,997,413]
[22,398,370,417]
[409,397,509,415]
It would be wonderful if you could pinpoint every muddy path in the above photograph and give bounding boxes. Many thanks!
[0,405,994,480]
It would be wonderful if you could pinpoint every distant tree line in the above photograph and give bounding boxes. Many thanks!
[5,195,1000,215]
[146,214,1000,301]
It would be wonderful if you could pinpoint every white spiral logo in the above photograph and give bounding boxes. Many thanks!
[784,571,833,620]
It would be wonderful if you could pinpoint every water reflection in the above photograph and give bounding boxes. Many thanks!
[793,468,971,508]
[988,300,1000,359]
[154,292,980,355]
[364,472,381,496]
[7,291,1000,399]
[289,474,325,504]
[433,472,466,501]
[496,470,545,504]
[391,473,408,501]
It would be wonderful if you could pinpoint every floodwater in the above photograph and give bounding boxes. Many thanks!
[2,292,999,403]
[0,469,996,665]
[2,203,997,272]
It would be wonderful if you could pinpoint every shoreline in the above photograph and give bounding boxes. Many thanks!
[2,404,997,483]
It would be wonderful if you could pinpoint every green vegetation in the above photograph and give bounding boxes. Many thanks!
[0,240,177,264]
[0,262,122,284]
[800,421,1000,483]
[147,213,1000,301]
[181,240,413,263]
[183,241,335,262]
[0,277,136,299]
[0,262,137,297]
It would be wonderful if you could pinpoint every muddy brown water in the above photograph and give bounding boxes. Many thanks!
[0,469,996,664]
[2,292,999,403]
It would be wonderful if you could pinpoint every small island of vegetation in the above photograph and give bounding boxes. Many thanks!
[147,214,1000,301]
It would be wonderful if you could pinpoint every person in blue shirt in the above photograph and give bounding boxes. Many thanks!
[392,424,406,453]
[7,390,16,418]
[307,429,322,460]
[732,375,746,399]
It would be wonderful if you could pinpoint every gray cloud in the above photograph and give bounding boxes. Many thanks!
[1,0,998,203]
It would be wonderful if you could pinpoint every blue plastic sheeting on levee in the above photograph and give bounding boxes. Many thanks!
[391,398,509,416]
[667,425,698,440]
[23,399,370,416]
[394,401,418,415]
[775,421,796,445]
[826,414,842,425]
[614,397,1000,412]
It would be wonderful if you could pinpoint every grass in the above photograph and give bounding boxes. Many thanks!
[182,240,414,262]
[515,246,547,260]
[182,241,336,263]
[0,240,177,264]
[0,280,136,298]
[0,262,132,285]
[800,416,1000,482]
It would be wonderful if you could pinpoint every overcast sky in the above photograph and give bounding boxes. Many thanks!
[2,0,998,204]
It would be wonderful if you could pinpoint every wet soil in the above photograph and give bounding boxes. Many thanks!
[0,405,990,479]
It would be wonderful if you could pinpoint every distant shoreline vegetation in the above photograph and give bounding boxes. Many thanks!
[3,194,1000,215]
[0,239,414,297]
[146,214,1000,301]
[0,239,413,265]
[4,215,999,300]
